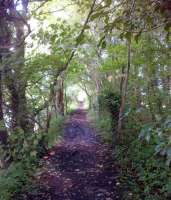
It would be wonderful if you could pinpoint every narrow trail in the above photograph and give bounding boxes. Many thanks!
[19,110,121,200]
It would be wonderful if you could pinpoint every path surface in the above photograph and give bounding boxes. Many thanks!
[19,110,121,200]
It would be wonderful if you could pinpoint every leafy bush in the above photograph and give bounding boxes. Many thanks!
[97,90,121,143]
[5,116,65,160]
[98,90,121,122]
[6,128,41,162]
[139,116,171,166]
[47,115,64,148]
[117,138,171,199]
[0,161,36,200]
[88,109,113,143]
[0,128,44,200]
[97,113,113,143]
[95,96,171,199]
[0,116,65,200]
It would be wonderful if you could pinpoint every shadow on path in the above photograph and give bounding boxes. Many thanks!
[18,109,121,200]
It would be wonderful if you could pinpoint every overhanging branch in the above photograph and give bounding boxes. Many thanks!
[58,0,97,77]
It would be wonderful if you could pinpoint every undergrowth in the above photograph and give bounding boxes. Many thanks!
[0,161,36,200]
[89,110,113,143]
[91,107,171,199]
[116,137,171,199]
[0,116,64,200]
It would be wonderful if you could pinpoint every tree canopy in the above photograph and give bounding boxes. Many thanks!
[0,0,170,200]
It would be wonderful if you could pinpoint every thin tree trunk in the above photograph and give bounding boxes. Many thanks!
[147,83,156,121]
[0,73,7,139]
[0,71,8,168]
[64,86,68,114]
[54,76,64,116]
[120,66,125,94]
[117,41,131,140]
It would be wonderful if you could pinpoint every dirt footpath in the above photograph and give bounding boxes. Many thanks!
[17,110,121,200]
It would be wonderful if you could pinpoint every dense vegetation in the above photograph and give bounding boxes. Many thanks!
[0,0,170,199]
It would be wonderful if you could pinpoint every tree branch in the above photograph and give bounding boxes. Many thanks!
[35,3,75,15]
[59,0,97,77]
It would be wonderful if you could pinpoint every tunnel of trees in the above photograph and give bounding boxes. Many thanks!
[0,0,170,200]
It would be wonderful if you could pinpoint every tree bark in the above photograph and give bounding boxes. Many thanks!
[117,41,131,140]
[54,76,64,116]
[5,0,33,132]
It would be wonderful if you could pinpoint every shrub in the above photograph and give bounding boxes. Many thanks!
[96,113,113,143]
[0,161,36,200]
[47,115,64,148]
[98,90,121,119]
[116,138,171,200]
[0,115,65,200]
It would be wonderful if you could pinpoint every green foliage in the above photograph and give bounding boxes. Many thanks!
[139,116,171,166]
[0,159,36,200]
[1,0,171,199]
[89,0,169,40]
[6,128,43,162]
[29,116,65,158]
[5,117,64,163]
[100,44,127,72]
[116,137,171,200]
[0,115,64,200]
[47,116,64,148]
[89,110,113,143]
[98,89,121,122]
[98,116,113,143]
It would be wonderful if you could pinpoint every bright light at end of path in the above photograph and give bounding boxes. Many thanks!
[77,91,87,102]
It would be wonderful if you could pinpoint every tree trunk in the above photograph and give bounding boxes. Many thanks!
[6,1,33,132]
[117,41,131,140]
[0,55,8,168]
[0,72,7,138]
[120,66,125,94]
[64,86,68,114]
[54,76,64,116]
